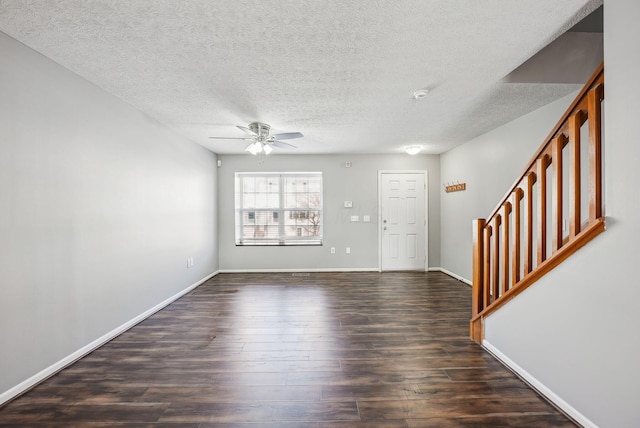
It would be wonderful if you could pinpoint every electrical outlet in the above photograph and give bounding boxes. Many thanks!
[346,247,351,254]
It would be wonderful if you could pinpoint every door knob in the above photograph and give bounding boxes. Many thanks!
[383,219,387,223]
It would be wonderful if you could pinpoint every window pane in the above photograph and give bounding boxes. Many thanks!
[242,225,280,240]
[240,210,280,239]
[308,178,321,192]
[267,177,279,192]
[254,177,267,193]
[243,193,255,208]
[255,193,267,208]
[242,176,255,192]
[235,172,322,245]
[268,193,279,208]
[298,194,310,208]
[309,193,321,208]
[284,210,321,237]
[284,177,296,192]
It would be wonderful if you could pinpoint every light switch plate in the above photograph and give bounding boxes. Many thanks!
[350,215,359,222]
[344,201,353,208]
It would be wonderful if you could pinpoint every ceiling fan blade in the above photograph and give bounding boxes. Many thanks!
[272,140,297,149]
[237,125,257,136]
[271,132,303,140]
[208,136,253,140]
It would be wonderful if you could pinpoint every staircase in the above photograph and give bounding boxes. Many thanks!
[470,63,605,344]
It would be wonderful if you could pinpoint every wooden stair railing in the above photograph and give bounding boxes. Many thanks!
[470,63,605,344]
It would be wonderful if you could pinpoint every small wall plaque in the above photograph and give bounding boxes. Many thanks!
[445,183,466,193]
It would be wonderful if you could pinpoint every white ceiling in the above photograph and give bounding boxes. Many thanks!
[0,0,602,155]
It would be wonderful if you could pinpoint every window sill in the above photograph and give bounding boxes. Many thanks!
[235,242,323,247]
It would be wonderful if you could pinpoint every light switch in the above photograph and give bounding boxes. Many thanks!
[363,215,370,222]
[344,201,353,208]
[350,215,359,222]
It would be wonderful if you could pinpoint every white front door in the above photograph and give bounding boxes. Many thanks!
[380,172,427,271]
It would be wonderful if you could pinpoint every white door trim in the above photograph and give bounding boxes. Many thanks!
[378,170,429,272]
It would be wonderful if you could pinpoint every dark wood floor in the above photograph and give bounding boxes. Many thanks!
[0,272,575,427]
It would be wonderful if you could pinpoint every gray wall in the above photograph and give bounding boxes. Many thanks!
[484,2,640,426]
[440,92,577,281]
[0,32,218,400]
[455,2,640,426]
[218,154,440,270]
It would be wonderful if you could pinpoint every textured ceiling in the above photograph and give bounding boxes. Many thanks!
[0,0,602,154]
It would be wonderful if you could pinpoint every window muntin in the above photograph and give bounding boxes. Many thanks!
[235,172,322,245]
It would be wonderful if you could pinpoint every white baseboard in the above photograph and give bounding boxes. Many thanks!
[0,271,219,406]
[428,267,472,285]
[483,340,597,428]
[219,268,380,273]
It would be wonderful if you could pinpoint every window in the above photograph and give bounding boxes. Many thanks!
[235,172,323,245]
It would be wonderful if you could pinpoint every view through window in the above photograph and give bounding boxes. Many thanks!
[235,172,323,245]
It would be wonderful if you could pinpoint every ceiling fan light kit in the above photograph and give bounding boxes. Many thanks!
[245,141,262,155]
[210,122,302,156]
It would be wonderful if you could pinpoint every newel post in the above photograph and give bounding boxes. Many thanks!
[471,219,485,343]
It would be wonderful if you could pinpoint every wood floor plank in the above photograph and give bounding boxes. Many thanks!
[159,402,275,423]
[358,396,555,420]
[142,385,322,402]
[0,272,576,426]
[271,400,360,422]
[321,384,423,401]
[406,413,579,427]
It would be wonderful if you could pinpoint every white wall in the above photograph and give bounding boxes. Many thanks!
[440,92,577,281]
[218,154,440,271]
[482,2,640,427]
[0,32,218,402]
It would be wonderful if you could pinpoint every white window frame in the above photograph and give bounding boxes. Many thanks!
[235,172,323,246]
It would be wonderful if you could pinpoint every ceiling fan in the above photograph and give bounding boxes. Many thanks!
[209,122,303,155]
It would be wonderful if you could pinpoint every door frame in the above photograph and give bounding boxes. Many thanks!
[378,170,429,272]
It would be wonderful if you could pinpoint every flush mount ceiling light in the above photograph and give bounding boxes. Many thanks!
[405,145,422,155]
[412,89,430,99]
